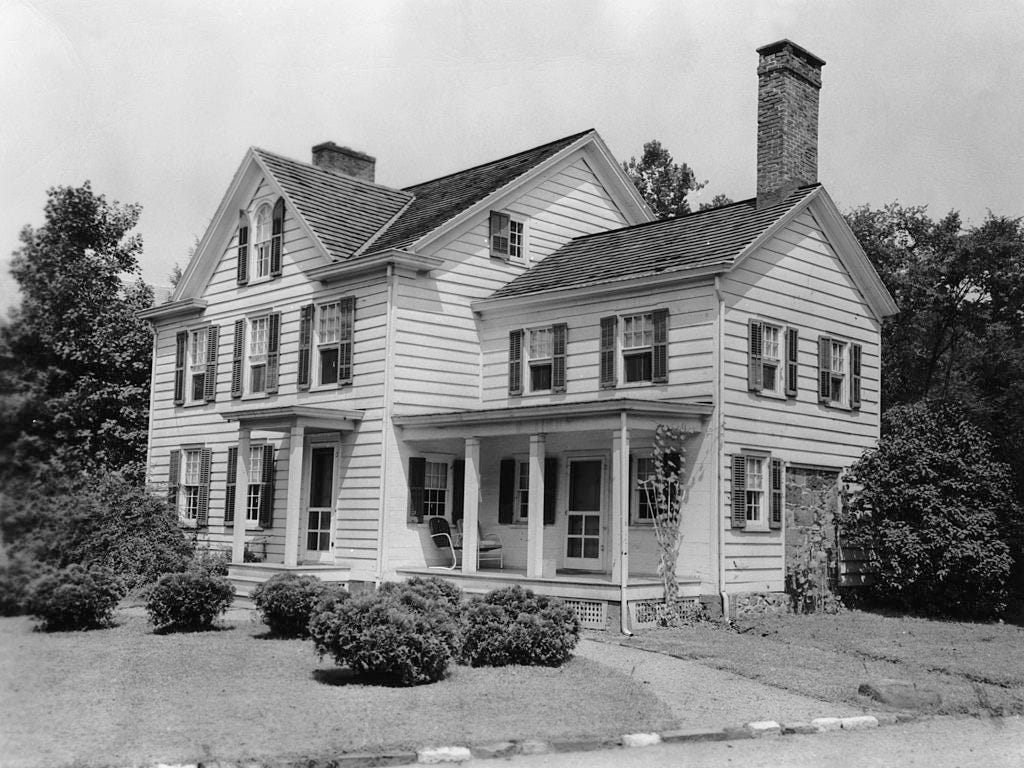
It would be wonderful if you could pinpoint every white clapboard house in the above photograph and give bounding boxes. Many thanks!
[142,40,896,628]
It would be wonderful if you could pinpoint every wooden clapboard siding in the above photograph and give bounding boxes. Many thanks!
[479,281,717,405]
[390,153,630,414]
[720,206,882,594]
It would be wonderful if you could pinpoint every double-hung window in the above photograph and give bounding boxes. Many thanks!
[599,309,669,388]
[633,456,656,524]
[249,316,269,393]
[253,205,272,279]
[489,211,527,262]
[246,445,270,525]
[297,298,355,390]
[817,335,862,409]
[508,324,567,395]
[731,453,784,531]
[236,198,284,286]
[189,329,208,402]
[748,320,798,397]
[231,313,280,398]
[167,447,211,526]
[174,325,218,405]
[516,461,530,519]
[423,461,449,517]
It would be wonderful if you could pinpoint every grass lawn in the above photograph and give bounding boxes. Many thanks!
[625,610,1024,717]
[0,611,676,768]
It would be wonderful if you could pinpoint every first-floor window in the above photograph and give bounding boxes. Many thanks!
[249,316,269,392]
[181,449,202,522]
[633,456,656,524]
[246,445,266,523]
[516,461,530,519]
[731,452,782,531]
[423,461,448,517]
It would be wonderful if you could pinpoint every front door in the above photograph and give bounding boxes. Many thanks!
[303,445,335,564]
[564,458,604,570]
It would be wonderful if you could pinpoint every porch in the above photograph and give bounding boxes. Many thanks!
[227,561,351,606]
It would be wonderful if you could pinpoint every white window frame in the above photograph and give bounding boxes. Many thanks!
[179,448,202,523]
[829,339,847,406]
[526,326,554,393]
[245,444,267,527]
[316,300,343,387]
[247,314,269,394]
[760,324,783,395]
[621,312,654,384]
[515,458,530,521]
[744,455,769,532]
[632,455,656,526]
[252,204,273,280]
[185,327,208,405]
[422,456,451,519]
[508,218,526,261]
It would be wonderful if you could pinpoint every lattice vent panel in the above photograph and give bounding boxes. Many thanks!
[630,600,661,626]
[564,599,608,629]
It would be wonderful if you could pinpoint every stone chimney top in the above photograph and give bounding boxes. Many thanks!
[312,142,376,183]
[755,40,826,208]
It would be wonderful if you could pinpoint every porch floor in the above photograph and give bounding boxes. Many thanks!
[395,565,676,602]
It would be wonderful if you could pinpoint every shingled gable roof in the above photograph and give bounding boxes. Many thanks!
[253,148,412,261]
[489,184,821,299]
[367,128,597,253]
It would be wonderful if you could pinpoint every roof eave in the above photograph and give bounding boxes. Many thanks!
[137,298,208,322]
[306,250,444,284]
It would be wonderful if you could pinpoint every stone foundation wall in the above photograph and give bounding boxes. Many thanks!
[731,591,789,620]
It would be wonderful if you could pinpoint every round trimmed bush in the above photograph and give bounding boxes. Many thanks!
[308,578,462,686]
[462,585,580,667]
[252,573,349,637]
[25,564,125,631]
[0,554,51,617]
[146,570,234,632]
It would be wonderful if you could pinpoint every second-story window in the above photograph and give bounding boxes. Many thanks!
[189,329,208,402]
[599,309,669,388]
[748,320,799,398]
[817,335,861,410]
[622,313,654,383]
[249,316,269,392]
[509,324,567,395]
[529,328,553,391]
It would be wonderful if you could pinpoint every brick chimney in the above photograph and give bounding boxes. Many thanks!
[311,142,376,182]
[756,40,825,208]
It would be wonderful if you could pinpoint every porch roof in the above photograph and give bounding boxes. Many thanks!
[393,398,712,440]
[222,405,363,433]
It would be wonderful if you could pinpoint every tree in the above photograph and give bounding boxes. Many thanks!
[699,194,734,211]
[839,401,1019,619]
[622,140,707,219]
[0,182,153,483]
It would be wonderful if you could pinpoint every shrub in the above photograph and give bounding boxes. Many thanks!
[308,578,461,686]
[146,570,234,631]
[252,574,349,637]
[0,553,51,616]
[25,564,124,631]
[0,474,195,590]
[839,401,1019,619]
[189,548,230,578]
[461,585,580,667]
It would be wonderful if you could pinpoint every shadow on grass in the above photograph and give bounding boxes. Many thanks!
[152,624,236,636]
[312,666,442,688]
[251,630,307,641]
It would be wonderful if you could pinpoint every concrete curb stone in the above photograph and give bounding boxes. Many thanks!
[621,733,662,748]
[550,737,620,752]
[415,746,472,764]
[660,727,731,743]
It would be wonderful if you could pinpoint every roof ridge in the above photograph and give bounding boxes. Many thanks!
[400,128,595,192]
[252,146,411,198]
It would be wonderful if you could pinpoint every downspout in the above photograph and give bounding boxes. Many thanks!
[374,262,398,586]
[619,409,632,636]
[145,323,159,489]
[714,275,730,619]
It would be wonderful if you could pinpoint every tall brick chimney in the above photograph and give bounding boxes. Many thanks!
[756,40,825,208]
[312,142,376,182]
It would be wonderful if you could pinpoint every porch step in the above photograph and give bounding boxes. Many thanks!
[226,563,352,603]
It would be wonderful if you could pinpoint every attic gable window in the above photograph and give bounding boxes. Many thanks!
[254,205,272,279]
[490,211,526,262]
[239,198,285,285]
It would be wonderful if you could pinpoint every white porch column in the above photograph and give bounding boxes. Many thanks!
[611,414,630,584]
[461,437,481,574]
[526,433,546,578]
[231,428,251,564]
[283,426,305,567]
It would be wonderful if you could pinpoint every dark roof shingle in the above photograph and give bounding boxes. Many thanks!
[369,129,595,252]
[254,149,412,261]
[490,185,820,299]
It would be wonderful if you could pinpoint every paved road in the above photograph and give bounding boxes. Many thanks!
[461,717,1024,768]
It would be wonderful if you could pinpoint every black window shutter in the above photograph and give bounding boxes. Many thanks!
[731,455,747,529]
[197,447,212,527]
[270,198,284,276]
[173,331,187,405]
[258,445,275,528]
[770,458,783,529]
[552,323,567,393]
[497,458,515,524]
[338,296,355,385]
[652,308,669,383]
[748,320,764,392]
[231,320,245,398]
[451,459,465,527]
[297,304,313,390]
[237,220,249,286]
[818,336,831,403]
[167,449,181,506]
[599,316,617,388]
[489,211,510,258]
[224,445,238,525]
[508,329,523,395]
[265,312,281,394]
[204,325,219,402]
[851,344,863,410]
[543,457,558,525]
[785,327,799,398]
[408,457,426,523]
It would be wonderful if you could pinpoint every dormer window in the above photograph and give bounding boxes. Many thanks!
[490,211,527,262]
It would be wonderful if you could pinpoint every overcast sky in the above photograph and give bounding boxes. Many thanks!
[3,0,1023,315]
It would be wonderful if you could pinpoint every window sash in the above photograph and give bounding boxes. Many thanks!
[831,341,846,373]
[635,457,655,521]
[622,313,654,349]
[249,317,269,364]
[509,219,524,260]
[624,350,653,383]
[319,302,342,344]
[763,326,780,360]
[516,461,530,519]
[529,328,553,359]
[745,457,764,522]
[423,460,448,517]
[189,331,207,372]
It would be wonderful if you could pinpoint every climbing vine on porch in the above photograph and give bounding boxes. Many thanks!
[642,424,690,604]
